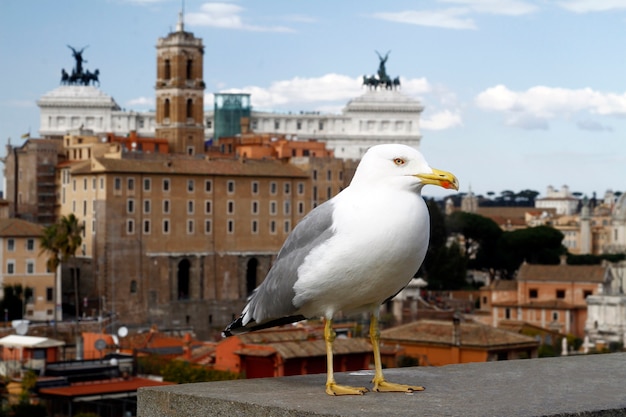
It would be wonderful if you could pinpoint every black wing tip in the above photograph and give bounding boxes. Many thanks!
[221,315,307,338]
[222,316,245,338]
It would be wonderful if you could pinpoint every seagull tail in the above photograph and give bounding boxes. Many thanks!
[222,315,307,338]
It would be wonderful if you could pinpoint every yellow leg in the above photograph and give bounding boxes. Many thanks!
[325,318,368,396]
[370,314,425,393]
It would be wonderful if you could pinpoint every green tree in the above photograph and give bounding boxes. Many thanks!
[59,214,84,320]
[446,211,502,271]
[40,214,84,331]
[40,222,62,332]
[496,226,566,275]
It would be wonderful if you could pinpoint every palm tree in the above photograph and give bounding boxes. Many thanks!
[40,214,84,338]
[40,223,62,336]
[59,214,84,323]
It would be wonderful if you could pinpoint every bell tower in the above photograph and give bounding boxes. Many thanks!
[155,11,205,155]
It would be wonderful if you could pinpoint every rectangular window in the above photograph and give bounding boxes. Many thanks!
[127,199,135,214]
[83,178,88,190]
[284,201,290,215]
[252,201,259,214]
[227,201,234,214]
[144,178,151,192]
[205,180,212,193]
[284,183,290,195]
[251,220,258,234]
[187,179,195,192]
[100,177,105,189]
[127,219,135,234]
[227,220,234,234]
[529,289,538,299]
[187,220,194,234]
[163,178,170,192]
[205,200,212,214]
[251,181,259,195]
[270,220,276,234]
[114,177,122,191]
[204,220,212,234]
[284,220,291,234]
[188,200,194,214]
[297,182,304,195]
[92,177,96,190]
[270,201,277,215]
[128,178,135,191]
[163,199,170,214]
[7,261,15,275]
[298,201,305,215]
[7,239,14,251]
[26,260,34,274]
[143,219,151,234]
[227,180,235,194]
[46,287,53,302]
[556,289,566,299]
[83,200,87,216]
[270,182,277,195]
[144,199,151,214]
[163,219,170,234]
[26,239,35,251]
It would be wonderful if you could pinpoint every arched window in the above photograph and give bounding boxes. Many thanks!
[246,258,259,296]
[130,280,137,294]
[164,98,170,119]
[186,98,193,118]
[177,259,191,300]
[164,59,171,79]
[186,59,193,80]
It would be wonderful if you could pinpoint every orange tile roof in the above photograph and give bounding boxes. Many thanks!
[236,338,372,359]
[72,156,309,179]
[380,319,538,349]
[38,377,173,398]
[516,263,607,283]
[0,218,44,237]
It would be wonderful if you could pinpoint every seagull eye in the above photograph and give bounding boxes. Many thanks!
[393,158,406,166]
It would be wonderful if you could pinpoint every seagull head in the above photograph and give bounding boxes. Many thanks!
[351,144,459,192]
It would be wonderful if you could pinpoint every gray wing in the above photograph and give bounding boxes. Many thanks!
[245,199,336,324]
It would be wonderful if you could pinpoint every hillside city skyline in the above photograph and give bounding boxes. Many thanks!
[2,1,626,198]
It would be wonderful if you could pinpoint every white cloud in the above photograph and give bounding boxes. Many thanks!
[422,109,463,130]
[126,96,154,109]
[557,0,626,13]
[475,84,626,129]
[186,2,294,32]
[371,0,537,30]
[372,9,477,30]
[440,0,539,15]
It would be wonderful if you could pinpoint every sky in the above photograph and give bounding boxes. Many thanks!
[1,0,625,200]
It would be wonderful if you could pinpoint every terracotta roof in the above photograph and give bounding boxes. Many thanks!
[237,329,310,344]
[497,319,565,336]
[380,319,538,349]
[516,262,607,283]
[0,218,44,237]
[236,338,372,359]
[38,377,173,398]
[71,156,309,178]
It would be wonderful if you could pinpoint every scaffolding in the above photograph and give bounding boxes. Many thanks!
[213,93,251,142]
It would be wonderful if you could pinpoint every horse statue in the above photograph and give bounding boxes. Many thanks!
[60,69,69,85]
[81,69,100,87]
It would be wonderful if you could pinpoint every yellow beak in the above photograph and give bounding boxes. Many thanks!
[416,168,459,190]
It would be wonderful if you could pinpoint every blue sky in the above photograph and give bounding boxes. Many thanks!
[1,0,625,199]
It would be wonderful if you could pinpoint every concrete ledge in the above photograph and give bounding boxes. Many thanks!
[138,353,626,417]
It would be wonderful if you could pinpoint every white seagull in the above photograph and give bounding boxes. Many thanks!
[224,144,459,395]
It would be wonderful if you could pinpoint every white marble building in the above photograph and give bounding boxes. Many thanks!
[585,261,626,347]
[37,85,424,160]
